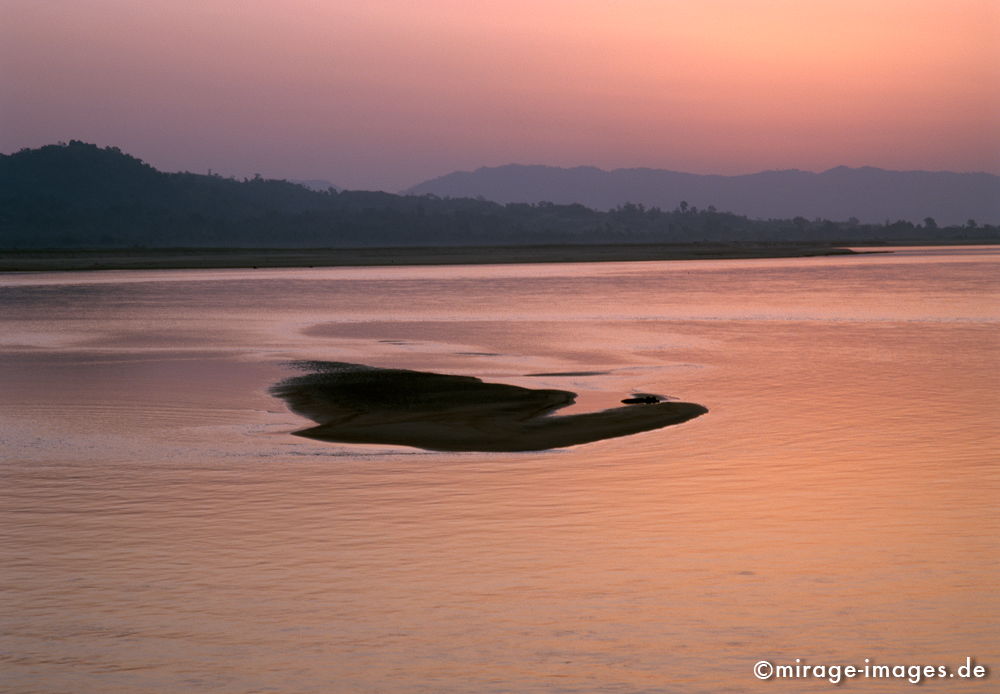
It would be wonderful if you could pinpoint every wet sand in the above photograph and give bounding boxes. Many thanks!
[0,243,860,272]
[270,361,707,452]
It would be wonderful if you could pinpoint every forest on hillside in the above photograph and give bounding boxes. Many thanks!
[2,142,996,249]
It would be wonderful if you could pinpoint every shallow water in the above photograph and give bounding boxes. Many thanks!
[1,248,997,693]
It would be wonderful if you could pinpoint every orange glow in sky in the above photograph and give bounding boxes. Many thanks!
[1,0,997,189]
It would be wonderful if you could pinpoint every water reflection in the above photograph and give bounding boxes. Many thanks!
[0,248,997,693]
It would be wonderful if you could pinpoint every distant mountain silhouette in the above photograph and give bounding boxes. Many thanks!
[407,165,1000,226]
[1,142,996,248]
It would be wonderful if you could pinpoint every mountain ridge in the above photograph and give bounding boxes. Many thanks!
[406,164,1000,226]
[2,141,996,249]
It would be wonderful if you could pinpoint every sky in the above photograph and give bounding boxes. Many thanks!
[2,0,998,191]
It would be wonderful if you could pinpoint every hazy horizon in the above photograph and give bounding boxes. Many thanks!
[9,140,1000,196]
[2,0,998,191]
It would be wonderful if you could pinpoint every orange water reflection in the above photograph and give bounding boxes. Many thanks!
[1,249,996,692]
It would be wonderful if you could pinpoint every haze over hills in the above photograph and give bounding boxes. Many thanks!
[407,165,1000,227]
[1,142,996,249]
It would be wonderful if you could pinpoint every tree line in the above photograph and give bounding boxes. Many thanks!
[2,141,995,248]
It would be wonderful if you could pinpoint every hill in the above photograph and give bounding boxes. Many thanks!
[1,142,996,249]
[407,164,1000,227]
[290,179,340,192]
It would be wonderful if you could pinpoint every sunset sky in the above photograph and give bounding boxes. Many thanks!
[2,0,998,190]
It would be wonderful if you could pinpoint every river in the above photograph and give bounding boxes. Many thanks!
[1,247,997,692]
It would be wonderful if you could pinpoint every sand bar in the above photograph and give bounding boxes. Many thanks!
[0,243,860,272]
[271,361,708,452]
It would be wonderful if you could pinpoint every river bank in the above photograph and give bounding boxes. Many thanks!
[0,243,864,272]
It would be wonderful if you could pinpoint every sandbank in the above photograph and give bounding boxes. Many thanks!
[270,361,707,452]
[0,243,860,272]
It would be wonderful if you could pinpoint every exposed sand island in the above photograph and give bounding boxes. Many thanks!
[0,243,862,272]
[271,361,708,452]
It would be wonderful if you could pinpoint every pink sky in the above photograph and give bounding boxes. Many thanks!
[2,0,998,190]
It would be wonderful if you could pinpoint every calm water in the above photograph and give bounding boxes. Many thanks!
[1,248,997,693]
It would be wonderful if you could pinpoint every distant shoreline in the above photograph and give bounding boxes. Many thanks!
[0,243,885,272]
